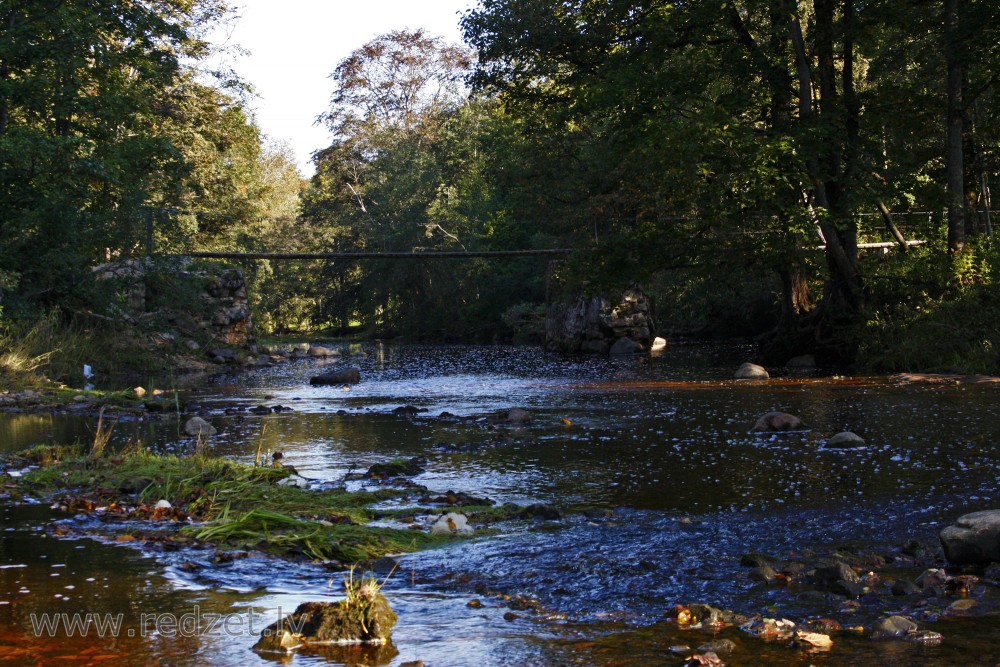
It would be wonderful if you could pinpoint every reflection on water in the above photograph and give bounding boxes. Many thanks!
[3,343,1000,666]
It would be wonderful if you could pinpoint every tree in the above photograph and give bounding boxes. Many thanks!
[305,31,489,336]
[461,0,1000,361]
[0,0,234,308]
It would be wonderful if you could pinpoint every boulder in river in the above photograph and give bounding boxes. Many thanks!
[735,362,769,379]
[310,367,361,385]
[940,510,1000,565]
[825,431,866,448]
[489,407,531,424]
[609,337,644,355]
[870,615,942,645]
[871,615,917,640]
[253,580,397,654]
[752,411,803,432]
[184,416,217,437]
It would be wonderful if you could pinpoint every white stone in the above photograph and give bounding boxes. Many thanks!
[735,362,769,379]
[277,475,310,489]
[431,512,473,535]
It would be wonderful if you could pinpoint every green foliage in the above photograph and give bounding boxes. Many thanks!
[456,0,1000,360]
[859,243,1000,373]
[10,448,458,564]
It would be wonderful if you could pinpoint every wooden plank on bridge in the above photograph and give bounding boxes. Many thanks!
[184,250,571,260]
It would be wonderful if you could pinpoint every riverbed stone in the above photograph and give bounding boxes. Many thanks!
[651,337,667,350]
[752,411,803,432]
[814,561,860,588]
[502,408,532,424]
[826,431,866,448]
[609,336,644,355]
[308,345,340,357]
[940,510,1000,565]
[697,639,737,655]
[749,564,780,583]
[871,615,918,640]
[430,512,473,535]
[310,367,361,385]
[735,362,769,379]
[184,416,217,437]
[915,568,949,589]
[891,579,921,596]
[740,552,780,568]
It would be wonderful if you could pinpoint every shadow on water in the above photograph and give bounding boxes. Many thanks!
[3,343,1000,665]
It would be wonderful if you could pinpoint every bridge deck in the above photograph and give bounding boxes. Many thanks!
[185,250,571,260]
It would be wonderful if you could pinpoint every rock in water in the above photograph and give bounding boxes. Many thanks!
[609,337,644,355]
[308,345,340,357]
[735,362,769,379]
[871,615,918,640]
[940,510,1000,565]
[310,367,361,385]
[506,408,531,424]
[184,416,217,437]
[430,512,473,535]
[254,584,397,654]
[825,431,866,448]
[752,411,803,432]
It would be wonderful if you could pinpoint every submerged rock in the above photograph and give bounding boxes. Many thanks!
[308,345,340,357]
[421,490,494,507]
[940,510,1000,565]
[517,503,563,520]
[365,457,426,479]
[310,367,361,385]
[391,405,427,417]
[253,583,397,653]
[735,362,769,379]
[488,407,531,424]
[751,411,803,432]
[870,615,942,644]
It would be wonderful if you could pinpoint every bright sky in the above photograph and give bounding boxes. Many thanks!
[211,0,475,176]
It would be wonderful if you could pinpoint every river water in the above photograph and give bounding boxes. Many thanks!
[2,343,999,665]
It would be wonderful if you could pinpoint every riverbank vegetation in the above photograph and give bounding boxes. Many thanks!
[4,445,480,564]
[3,0,1000,381]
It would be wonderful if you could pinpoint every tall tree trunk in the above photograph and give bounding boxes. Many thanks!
[727,2,815,331]
[945,0,966,254]
[841,0,860,264]
[787,7,860,311]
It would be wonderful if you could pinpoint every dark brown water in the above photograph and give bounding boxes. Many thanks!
[2,343,1000,665]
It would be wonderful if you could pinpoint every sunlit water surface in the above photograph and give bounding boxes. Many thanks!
[2,344,1000,666]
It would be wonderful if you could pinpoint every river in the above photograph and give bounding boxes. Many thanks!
[2,343,999,665]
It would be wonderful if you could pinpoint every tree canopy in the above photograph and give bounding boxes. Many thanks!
[4,0,1000,372]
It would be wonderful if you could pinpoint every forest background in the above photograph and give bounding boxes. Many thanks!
[2,0,999,385]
